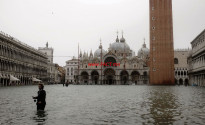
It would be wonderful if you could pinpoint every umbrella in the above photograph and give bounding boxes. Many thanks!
[10,75,20,81]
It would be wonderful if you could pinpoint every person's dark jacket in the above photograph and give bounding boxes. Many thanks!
[33,90,46,105]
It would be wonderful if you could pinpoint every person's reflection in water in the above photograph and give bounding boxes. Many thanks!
[33,110,48,124]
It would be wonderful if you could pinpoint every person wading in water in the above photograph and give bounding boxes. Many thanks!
[32,83,46,110]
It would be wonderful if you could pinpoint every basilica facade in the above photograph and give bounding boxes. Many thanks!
[75,34,150,85]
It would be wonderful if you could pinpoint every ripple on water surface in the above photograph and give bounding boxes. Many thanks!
[0,85,205,125]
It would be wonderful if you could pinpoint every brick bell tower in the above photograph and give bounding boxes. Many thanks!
[149,0,175,85]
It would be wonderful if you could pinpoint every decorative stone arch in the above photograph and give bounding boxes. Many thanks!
[143,71,148,76]
[104,68,116,85]
[185,78,189,86]
[175,71,178,76]
[91,70,99,85]
[120,70,129,85]
[103,54,118,63]
[178,71,180,76]
[80,71,89,84]
[5,61,9,70]
[104,51,117,59]
[143,71,148,84]
[181,71,183,76]
[184,71,187,76]
[175,78,178,85]
[179,78,183,85]
[7,61,11,71]
[3,46,6,55]
[0,45,3,55]
[174,58,178,64]
[104,56,117,68]
[131,70,140,84]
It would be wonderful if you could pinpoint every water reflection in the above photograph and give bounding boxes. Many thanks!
[33,110,48,124]
[148,87,181,124]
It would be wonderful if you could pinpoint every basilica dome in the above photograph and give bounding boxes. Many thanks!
[110,42,130,51]
[120,37,125,43]
[110,35,130,51]
[94,44,106,57]
[138,42,149,58]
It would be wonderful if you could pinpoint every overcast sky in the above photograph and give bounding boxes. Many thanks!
[0,0,205,66]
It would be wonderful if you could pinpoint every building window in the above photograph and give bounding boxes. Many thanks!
[174,58,178,64]
[153,47,155,51]
[152,36,155,40]
[86,65,87,68]
[181,71,183,76]
[184,71,187,76]
[152,26,155,30]
[152,7,154,10]
[153,68,156,71]
[70,68,73,75]
[152,17,155,20]
[67,68,69,75]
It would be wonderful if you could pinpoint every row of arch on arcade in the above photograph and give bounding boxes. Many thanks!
[175,70,188,77]
[0,74,46,86]
[0,59,47,76]
[175,78,189,85]
[0,75,33,86]
[80,68,148,85]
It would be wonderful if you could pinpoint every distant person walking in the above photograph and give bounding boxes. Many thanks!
[66,81,69,87]
[32,83,46,111]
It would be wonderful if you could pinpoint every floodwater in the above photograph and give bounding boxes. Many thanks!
[0,85,205,125]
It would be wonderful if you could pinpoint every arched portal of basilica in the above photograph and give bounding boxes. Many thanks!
[120,70,129,85]
[91,70,99,85]
[131,71,140,85]
[104,68,116,85]
[80,71,89,84]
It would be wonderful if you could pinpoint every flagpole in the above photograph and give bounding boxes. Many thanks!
[100,39,102,85]
[78,43,79,84]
